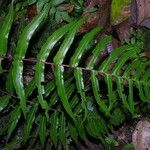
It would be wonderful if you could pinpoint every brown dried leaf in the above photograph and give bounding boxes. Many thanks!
[132,120,150,150]
[145,52,150,59]
[79,0,111,33]
[79,12,100,33]
[135,0,150,25]
[116,19,131,44]
[84,0,108,7]
[59,4,74,13]
[27,5,37,21]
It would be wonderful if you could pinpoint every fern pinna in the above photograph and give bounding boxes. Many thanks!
[0,2,150,149]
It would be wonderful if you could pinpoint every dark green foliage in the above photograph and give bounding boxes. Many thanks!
[105,136,119,147]
[110,108,125,126]
[0,1,150,149]
[123,143,135,150]
[0,96,10,111]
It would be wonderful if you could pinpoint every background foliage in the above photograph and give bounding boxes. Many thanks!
[0,0,150,149]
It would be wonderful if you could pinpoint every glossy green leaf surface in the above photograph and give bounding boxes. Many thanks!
[23,103,38,143]
[50,112,59,147]
[0,2,14,56]
[0,96,10,112]
[39,115,47,148]
[1,5,150,149]
[54,65,76,122]
[70,27,101,67]
[12,4,50,117]
[7,106,21,140]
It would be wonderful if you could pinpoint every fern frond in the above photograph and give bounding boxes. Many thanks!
[38,115,47,148]
[7,106,21,140]
[11,4,50,117]
[50,111,59,147]
[23,102,38,143]
[1,9,150,148]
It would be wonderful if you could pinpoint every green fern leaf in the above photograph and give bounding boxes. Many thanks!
[2,139,22,150]
[87,36,112,69]
[35,22,74,97]
[12,4,50,117]
[25,79,36,97]
[116,77,131,111]
[123,59,140,77]
[128,79,135,114]
[70,27,101,67]
[68,123,78,145]
[76,117,87,141]
[0,1,14,56]
[44,80,55,97]
[74,68,87,122]
[50,111,59,147]
[54,65,76,122]
[23,103,38,143]
[59,113,68,149]
[53,19,84,65]
[105,75,116,112]
[0,96,9,112]
[38,115,47,148]
[7,106,21,140]
[143,70,150,100]
[110,108,125,126]
[112,47,140,75]
[91,71,110,115]
[86,110,108,138]
[99,45,135,72]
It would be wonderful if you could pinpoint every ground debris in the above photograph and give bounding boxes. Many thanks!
[132,120,150,150]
